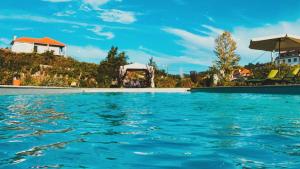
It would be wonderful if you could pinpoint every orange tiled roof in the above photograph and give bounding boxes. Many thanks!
[13,37,65,47]
[240,68,251,75]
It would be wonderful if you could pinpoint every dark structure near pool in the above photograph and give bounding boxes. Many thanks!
[191,85,300,95]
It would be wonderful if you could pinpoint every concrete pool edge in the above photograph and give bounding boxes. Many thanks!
[191,85,300,95]
[0,85,190,95]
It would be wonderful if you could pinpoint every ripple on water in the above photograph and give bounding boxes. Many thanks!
[1,93,300,168]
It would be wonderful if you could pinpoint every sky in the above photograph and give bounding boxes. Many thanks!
[1,0,300,74]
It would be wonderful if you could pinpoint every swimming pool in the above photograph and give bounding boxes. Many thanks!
[1,92,300,168]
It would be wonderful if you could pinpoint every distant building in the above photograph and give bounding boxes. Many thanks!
[249,34,300,66]
[11,36,66,56]
[275,50,300,66]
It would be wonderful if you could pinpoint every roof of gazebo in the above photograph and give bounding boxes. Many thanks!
[121,63,151,70]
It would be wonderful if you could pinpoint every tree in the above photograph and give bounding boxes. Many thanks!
[213,31,240,84]
[148,57,158,70]
[97,46,128,87]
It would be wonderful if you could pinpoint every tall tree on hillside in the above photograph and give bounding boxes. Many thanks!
[97,46,128,87]
[213,31,240,84]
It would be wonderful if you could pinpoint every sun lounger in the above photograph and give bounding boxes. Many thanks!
[247,69,279,84]
[282,67,300,83]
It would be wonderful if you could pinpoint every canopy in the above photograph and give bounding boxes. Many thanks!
[119,63,155,88]
[249,34,300,52]
[121,63,149,70]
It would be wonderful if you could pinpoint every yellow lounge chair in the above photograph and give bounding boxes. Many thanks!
[283,67,300,83]
[247,69,279,84]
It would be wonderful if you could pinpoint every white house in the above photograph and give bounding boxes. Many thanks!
[275,51,300,66]
[11,36,66,56]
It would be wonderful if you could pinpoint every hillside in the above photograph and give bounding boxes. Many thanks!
[0,49,98,87]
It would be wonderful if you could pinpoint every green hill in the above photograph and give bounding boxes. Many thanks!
[0,49,98,87]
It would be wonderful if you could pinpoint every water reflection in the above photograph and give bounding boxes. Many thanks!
[0,95,74,167]
[1,93,300,168]
[11,139,84,164]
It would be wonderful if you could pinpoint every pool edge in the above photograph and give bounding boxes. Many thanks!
[191,85,300,95]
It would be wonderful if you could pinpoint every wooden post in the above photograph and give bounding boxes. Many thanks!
[278,38,281,74]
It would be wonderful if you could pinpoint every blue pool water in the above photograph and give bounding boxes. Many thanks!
[1,92,300,169]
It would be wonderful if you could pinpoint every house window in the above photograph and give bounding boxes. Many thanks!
[33,46,38,53]
[288,59,292,63]
[294,58,298,62]
[60,47,64,54]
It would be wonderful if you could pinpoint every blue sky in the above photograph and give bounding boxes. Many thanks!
[1,0,300,74]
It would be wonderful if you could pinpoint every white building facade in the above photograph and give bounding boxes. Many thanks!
[275,56,300,66]
[275,51,300,66]
[11,36,66,56]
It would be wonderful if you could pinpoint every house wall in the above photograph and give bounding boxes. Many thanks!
[49,46,62,55]
[36,45,48,54]
[11,42,64,55]
[11,42,34,53]
[276,57,300,66]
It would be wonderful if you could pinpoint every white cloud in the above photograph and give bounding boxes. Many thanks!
[88,25,114,39]
[67,45,107,63]
[125,46,210,73]
[0,14,136,41]
[85,36,103,41]
[82,0,110,10]
[42,0,72,2]
[0,14,88,27]
[201,24,223,35]
[204,15,215,23]
[61,29,75,33]
[136,46,210,65]
[99,9,136,24]
[163,26,215,51]
[163,20,300,66]
[0,38,11,47]
[54,10,76,17]
[0,38,10,44]
[162,25,217,66]
[0,14,131,30]
[81,0,123,10]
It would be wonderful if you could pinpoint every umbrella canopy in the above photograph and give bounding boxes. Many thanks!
[249,34,300,52]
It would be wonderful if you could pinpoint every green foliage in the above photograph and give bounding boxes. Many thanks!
[189,70,213,87]
[176,78,195,88]
[97,47,128,87]
[213,31,240,85]
[0,49,98,87]
[245,62,292,79]
[155,76,177,88]
[0,47,189,88]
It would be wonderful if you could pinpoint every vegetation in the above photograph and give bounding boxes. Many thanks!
[244,62,292,80]
[213,31,240,85]
[97,47,128,87]
[146,57,195,88]
[0,47,194,88]
[189,31,300,87]
[0,49,98,87]
[2,31,298,88]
